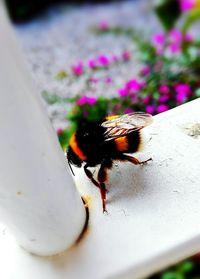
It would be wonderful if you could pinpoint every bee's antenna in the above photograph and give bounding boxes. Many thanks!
[68,159,75,176]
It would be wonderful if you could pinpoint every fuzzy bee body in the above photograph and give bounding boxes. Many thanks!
[67,112,153,212]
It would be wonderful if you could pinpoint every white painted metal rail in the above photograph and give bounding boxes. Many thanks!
[0,1,85,257]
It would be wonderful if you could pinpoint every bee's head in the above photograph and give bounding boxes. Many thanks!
[67,146,82,175]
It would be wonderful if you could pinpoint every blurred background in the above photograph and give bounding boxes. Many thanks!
[5,0,125,22]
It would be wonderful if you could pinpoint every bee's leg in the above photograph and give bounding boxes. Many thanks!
[84,164,100,188]
[97,159,113,213]
[119,154,152,165]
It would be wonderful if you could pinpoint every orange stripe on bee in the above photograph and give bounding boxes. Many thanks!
[69,133,87,161]
[115,136,129,152]
[105,115,119,121]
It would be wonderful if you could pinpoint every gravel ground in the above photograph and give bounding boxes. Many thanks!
[14,0,160,129]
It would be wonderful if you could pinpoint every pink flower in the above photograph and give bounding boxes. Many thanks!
[76,96,88,106]
[168,43,181,54]
[152,32,166,46]
[175,84,191,96]
[122,50,131,61]
[179,0,195,11]
[158,95,170,102]
[98,55,110,67]
[176,92,187,103]
[175,84,191,104]
[156,47,164,55]
[98,21,109,31]
[124,107,134,114]
[140,65,151,76]
[159,84,170,94]
[126,79,142,92]
[112,55,119,63]
[56,128,64,135]
[87,96,97,105]
[77,96,97,106]
[72,62,84,76]
[88,59,97,70]
[118,87,129,97]
[169,29,183,44]
[104,77,113,84]
[184,33,193,42]
[146,105,155,114]
[131,95,138,103]
[142,96,151,104]
[157,104,169,113]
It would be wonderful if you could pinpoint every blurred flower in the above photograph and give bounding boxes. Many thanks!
[76,96,88,106]
[88,59,98,70]
[159,84,170,94]
[142,95,151,104]
[124,107,134,114]
[152,32,165,46]
[104,77,113,84]
[184,33,193,42]
[179,0,195,11]
[77,96,97,106]
[168,43,182,54]
[156,48,164,55]
[126,79,142,92]
[175,84,191,103]
[169,29,183,44]
[118,87,129,97]
[87,96,97,105]
[146,105,155,114]
[98,21,110,31]
[112,54,120,63]
[72,62,84,76]
[176,92,188,103]
[56,128,64,135]
[122,50,131,61]
[140,65,151,76]
[158,95,170,102]
[175,83,191,96]
[157,104,169,113]
[98,55,110,67]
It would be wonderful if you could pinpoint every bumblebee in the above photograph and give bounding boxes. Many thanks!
[67,112,153,212]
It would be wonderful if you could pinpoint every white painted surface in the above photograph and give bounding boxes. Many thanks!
[1,95,200,278]
[0,2,85,256]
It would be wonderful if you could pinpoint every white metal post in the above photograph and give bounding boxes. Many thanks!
[0,2,86,256]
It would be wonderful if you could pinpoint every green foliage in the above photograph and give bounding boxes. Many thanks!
[182,8,200,33]
[154,0,181,31]
[149,259,198,279]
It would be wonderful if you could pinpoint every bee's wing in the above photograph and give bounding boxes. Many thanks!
[101,112,153,141]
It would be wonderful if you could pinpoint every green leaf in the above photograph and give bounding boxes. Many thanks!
[195,88,200,97]
[178,260,194,273]
[182,9,200,33]
[154,0,181,31]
